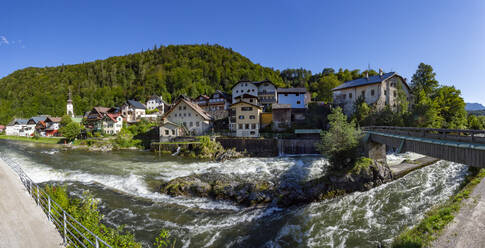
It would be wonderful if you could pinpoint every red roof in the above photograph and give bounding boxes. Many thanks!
[0,125,5,129]
[106,113,121,122]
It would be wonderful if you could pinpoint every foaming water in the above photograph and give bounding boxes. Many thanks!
[0,140,470,247]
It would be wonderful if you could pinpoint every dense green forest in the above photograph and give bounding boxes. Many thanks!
[0,44,380,124]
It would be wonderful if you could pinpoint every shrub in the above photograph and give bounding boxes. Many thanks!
[60,122,81,142]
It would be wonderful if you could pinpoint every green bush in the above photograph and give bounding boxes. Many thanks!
[59,122,81,142]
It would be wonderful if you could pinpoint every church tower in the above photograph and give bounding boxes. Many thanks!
[67,89,74,118]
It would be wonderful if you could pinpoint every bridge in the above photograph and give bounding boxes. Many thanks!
[363,126,485,168]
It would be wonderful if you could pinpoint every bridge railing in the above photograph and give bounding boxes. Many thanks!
[362,126,485,144]
[0,153,113,248]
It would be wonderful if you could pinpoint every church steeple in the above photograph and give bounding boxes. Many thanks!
[67,89,74,118]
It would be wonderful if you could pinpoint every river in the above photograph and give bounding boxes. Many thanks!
[0,140,470,248]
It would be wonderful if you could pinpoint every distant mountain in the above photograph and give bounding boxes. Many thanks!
[465,103,485,111]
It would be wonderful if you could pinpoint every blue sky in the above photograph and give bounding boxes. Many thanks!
[1,0,484,104]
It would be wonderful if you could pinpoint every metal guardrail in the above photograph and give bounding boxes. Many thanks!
[0,153,113,248]
[362,126,485,145]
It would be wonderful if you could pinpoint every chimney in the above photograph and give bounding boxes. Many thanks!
[379,68,383,76]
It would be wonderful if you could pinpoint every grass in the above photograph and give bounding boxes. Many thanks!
[0,134,63,144]
[392,168,485,248]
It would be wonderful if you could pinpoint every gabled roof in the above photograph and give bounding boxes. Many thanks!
[234,94,258,99]
[162,97,212,121]
[126,100,147,110]
[277,87,308,94]
[211,90,231,100]
[29,116,48,124]
[230,79,275,90]
[332,72,409,91]
[194,95,210,100]
[93,107,111,114]
[148,95,169,105]
[12,119,28,125]
[45,117,62,123]
[104,113,121,123]
[161,119,182,128]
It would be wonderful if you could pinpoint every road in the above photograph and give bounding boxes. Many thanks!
[432,173,485,248]
[0,159,64,248]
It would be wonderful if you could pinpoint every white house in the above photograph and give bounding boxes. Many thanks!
[277,88,311,109]
[101,114,123,135]
[159,119,185,142]
[231,80,277,110]
[162,96,212,135]
[6,119,29,136]
[332,71,411,115]
[146,95,167,113]
[121,100,147,123]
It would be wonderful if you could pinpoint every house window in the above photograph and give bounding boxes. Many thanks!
[188,113,191,117]
[250,115,255,119]
[183,122,187,126]
[245,124,249,129]
[250,131,255,135]
[165,130,169,135]
[183,106,186,110]
[371,89,375,96]
[174,113,177,117]
[393,91,397,97]
[241,107,253,111]
[297,101,301,104]
[239,115,244,119]
[238,124,243,129]
[384,90,387,96]
[196,122,200,127]
[247,89,250,92]
[251,124,256,129]
[183,113,186,117]
[172,130,175,135]
[361,90,365,96]
[349,93,353,99]
[250,99,254,103]
[190,122,193,127]
[179,106,182,110]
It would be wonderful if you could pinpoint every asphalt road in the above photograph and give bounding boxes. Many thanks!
[0,159,64,248]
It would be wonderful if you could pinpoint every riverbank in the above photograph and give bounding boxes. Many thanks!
[0,135,63,144]
[0,158,63,247]
[392,167,485,248]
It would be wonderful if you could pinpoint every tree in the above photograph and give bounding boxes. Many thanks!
[60,122,81,141]
[313,74,341,102]
[351,96,371,126]
[316,107,362,170]
[60,115,73,127]
[408,90,442,128]
[433,86,467,129]
[468,115,484,130]
[411,63,439,95]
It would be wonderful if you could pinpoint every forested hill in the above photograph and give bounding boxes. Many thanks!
[0,44,284,124]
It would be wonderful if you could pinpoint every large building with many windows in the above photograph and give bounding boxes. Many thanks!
[230,99,262,137]
[332,71,411,115]
[231,80,277,110]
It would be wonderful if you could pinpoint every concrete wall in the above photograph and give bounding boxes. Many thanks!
[216,137,320,157]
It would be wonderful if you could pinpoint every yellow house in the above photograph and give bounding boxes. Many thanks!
[231,101,262,137]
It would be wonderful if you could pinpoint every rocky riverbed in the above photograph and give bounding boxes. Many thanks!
[159,160,393,207]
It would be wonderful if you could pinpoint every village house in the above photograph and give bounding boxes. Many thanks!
[272,104,292,131]
[44,117,62,137]
[84,107,120,132]
[332,71,411,115]
[101,114,123,135]
[5,119,27,136]
[159,119,186,142]
[27,116,49,136]
[231,80,278,110]
[277,88,311,109]
[121,100,147,123]
[0,125,5,133]
[195,91,232,120]
[229,94,259,131]
[146,95,168,114]
[162,96,212,135]
[230,97,262,137]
